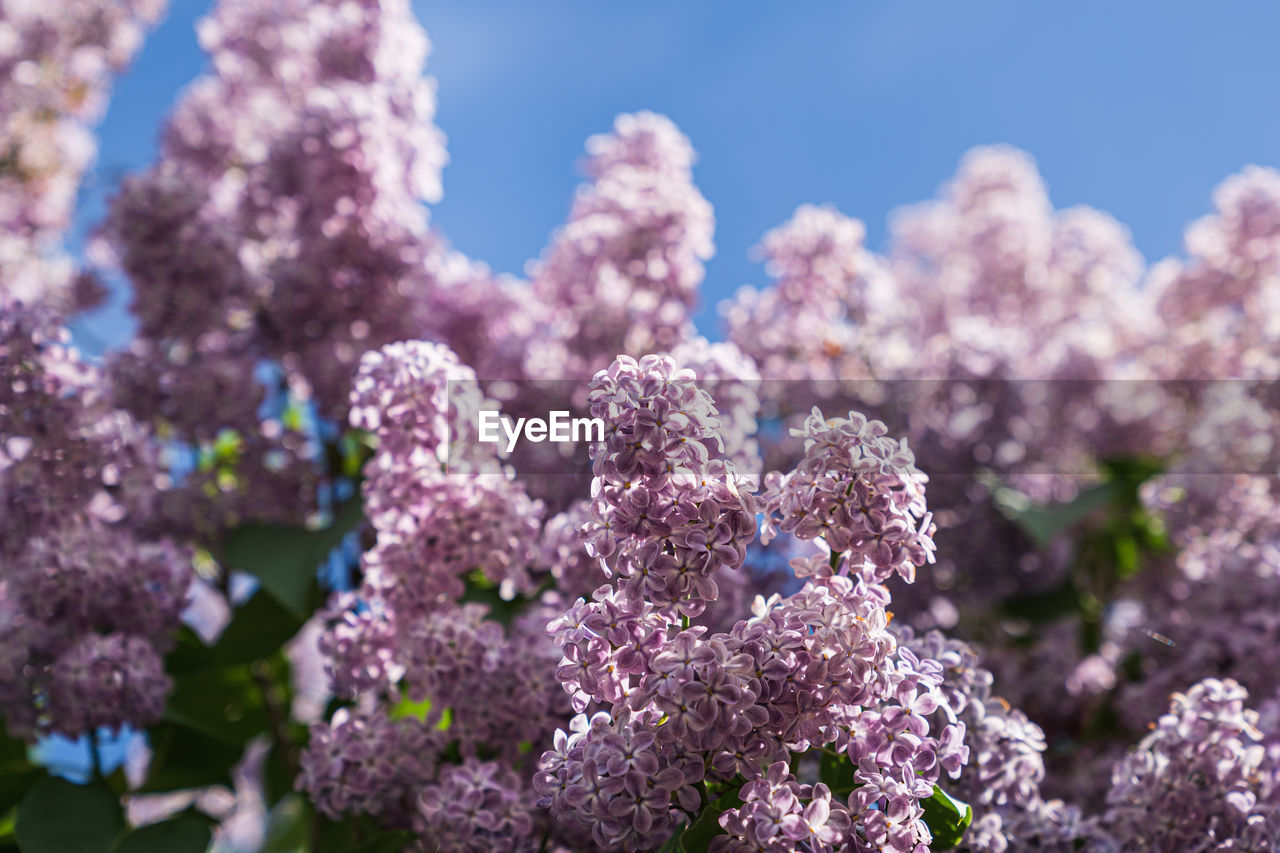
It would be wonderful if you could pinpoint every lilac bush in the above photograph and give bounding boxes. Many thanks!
[2,0,1280,851]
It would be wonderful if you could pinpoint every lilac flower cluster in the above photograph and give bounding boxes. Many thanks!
[714,763,850,852]
[1099,678,1280,851]
[0,302,189,739]
[898,628,1096,853]
[301,341,565,841]
[582,354,756,616]
[723,204,897,393]
[0,0,164,309]
[99,0,455,535]
[669,337,764,480]
[761,407,935,584]
[297,706,439,824]
[349,340,543,612]
[526,113,714,383]
[725,147,1165,641]
[1147,166,1280,380]
[418,759,541,853]
[541,364,965,851]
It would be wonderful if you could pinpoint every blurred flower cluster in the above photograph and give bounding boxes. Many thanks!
[2,0,1280,851]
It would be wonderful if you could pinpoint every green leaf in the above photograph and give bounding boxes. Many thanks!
[1098,455,1164,489]
[818,749,858,797]
[670,786,741,852]
[0,724,26,764]
[343,831,417,853]
[138,723,243,793]
[1003,482,1121,548]
[263,739,301,808]
[921,784,972,850]
[16,776,123,853]
[1001,577,1082,624]
[0,769,37,820]
[389,695,431,722]
[0,722,35,818]
[212,592,303,666]
[110,811,213,853]
[260,794,311,853]
[1113,532,1141,579]
[163,663,268,746]
[163,627,219,677]
[221,497,364,621]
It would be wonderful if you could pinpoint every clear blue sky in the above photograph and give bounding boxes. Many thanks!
[71,0,1280,351]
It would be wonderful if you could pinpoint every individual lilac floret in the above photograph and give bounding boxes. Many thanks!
[761,407,935,584]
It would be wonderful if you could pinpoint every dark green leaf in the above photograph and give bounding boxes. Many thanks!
[260,794,311,853]
[138,723,243,793]
[1001,577,1082,624]
[212,592,302,666]
[343,830,416,853]
[163,663,267,746]
[0,724,26,764]
[0,722,35,817]
[655,828,684,853]
[263,739,301,808]
[921,784,972,850]
[164,627,218,677]
[0,769,37,819]
[818,749,858,797]
[222,497,364,621]
[1099,455,1164,490]
[16,776,123,853]
[675,786,741,852]
[1003,482,1120,548]
[110,811,213,853]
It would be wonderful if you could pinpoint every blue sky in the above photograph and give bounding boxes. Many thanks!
[72,0,1280,351]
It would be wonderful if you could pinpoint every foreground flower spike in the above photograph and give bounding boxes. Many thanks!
[348,340,543,611]
[583,353,756,616]
[543,381,964,851]
[895,627,1104,852]
[762,407,935,584]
